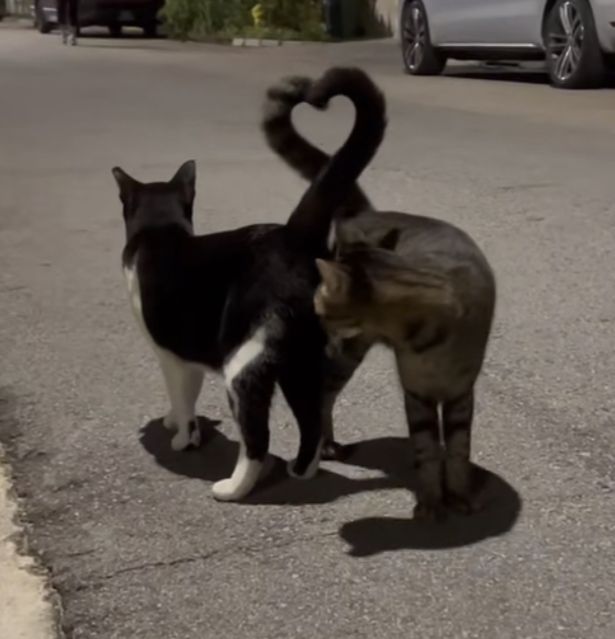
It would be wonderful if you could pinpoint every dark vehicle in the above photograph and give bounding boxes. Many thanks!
[32,0,164,37]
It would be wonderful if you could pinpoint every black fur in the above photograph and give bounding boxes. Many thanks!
[114,67,387,500]
[263,75,495,518]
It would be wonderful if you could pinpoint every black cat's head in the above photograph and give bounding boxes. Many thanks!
[112,160,196,241]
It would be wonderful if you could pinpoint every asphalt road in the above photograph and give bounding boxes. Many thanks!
[1,23,615,639]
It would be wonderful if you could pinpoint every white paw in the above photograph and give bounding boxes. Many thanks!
[212,478,247,502]
[171,429,191,451]
[163,412,175,430]
[211,456,263,502]
[287,458,320,480]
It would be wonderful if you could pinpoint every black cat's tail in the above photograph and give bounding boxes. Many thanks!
[262,76,327,183]
[283,67,386,249]
[262,75,372,216]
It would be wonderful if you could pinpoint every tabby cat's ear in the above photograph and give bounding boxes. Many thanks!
[170,160,196,203]
[336,222,367,247]
[374,268,462,316]
[315,259,351,297]
[378,229,400,251]
[111,167,141,200]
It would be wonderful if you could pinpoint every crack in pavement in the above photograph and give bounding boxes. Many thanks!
[69,530,339,593]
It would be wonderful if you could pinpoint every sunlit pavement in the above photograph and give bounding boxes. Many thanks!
[1,23,614,639]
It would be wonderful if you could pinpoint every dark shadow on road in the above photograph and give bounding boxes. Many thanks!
[140,417,231,482]
[446,65,615,89]
[448,69,549,85]
[339,466,521,556]
[81,43,173,53]
[141,421,521,550]
[140,418,394,502]
[0,386,19,445]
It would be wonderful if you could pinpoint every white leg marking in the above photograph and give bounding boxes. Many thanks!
[157,353,204,451]
[124,265,205,450]
[213,328,269,500]
[326,221,337,253]
[223,328,267,391]
[163,412,175,430]
[321,392,336,443]
[212,444,263,502]
[287,438,323,480]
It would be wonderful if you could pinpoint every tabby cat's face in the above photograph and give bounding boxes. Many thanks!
[314,259,366,354]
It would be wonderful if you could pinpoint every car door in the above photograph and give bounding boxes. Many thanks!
[428,0,544,45]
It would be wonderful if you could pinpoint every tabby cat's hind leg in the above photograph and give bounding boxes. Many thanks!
[403,390,444,520]
[442,390,476,514]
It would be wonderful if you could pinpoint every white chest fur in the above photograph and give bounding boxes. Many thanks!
[123,265,144,325]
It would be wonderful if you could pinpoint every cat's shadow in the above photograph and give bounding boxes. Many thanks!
[140,418,522,554]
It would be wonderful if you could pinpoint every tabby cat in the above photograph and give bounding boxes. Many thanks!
[114,67,386,502]
[263,77,496,518]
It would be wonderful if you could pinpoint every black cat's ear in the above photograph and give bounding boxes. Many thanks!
[170,160,196,203]
[112,167,141,201]
[316,259,351,298]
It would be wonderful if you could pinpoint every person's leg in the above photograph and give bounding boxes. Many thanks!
[69,0,79,45]
[57,0,68,44]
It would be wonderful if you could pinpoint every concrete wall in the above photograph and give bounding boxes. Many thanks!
[374,0,401,37]
[6,0,30,15]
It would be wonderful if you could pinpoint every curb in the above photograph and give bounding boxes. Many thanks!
[232,37,282,47]
[0,453,60,639]
[231,37,318,47]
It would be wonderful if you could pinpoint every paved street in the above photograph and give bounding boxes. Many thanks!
[1,22,615,639]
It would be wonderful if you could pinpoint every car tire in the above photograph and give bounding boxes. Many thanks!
[401,0,446,76]
[544,0,605,89]
[109,23,122,37]
[34,1,53,34]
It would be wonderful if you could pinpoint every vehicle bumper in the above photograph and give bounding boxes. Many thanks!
[82,4,159,27]
[593,0,615,52]
[33,1,160,27]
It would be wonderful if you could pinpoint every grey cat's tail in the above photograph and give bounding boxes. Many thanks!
[281,67,386,249]
[262,75,372,216]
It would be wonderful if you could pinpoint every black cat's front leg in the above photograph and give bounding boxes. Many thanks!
[442,389,476,514]
[212,332,275,501]
[403,391,445,520]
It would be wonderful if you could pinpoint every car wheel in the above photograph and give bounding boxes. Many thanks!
[34,1,53,34]
[545,0,605,89]
[109,23,122,37]
[401,0,446,76]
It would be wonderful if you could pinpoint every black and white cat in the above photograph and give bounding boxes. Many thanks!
[114,67,386,501]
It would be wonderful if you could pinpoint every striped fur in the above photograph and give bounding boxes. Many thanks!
[262,84,495,518]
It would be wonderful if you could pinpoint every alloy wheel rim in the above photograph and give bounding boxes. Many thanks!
[403,5,426,71]
[547,1,585,82]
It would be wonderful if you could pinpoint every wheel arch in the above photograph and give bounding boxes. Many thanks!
[541,0,599,42]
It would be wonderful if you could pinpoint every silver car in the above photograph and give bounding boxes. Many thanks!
[400,0,615,88]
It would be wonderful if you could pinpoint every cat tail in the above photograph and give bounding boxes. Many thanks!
[261,74,372,215]
[284,67,386,250]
